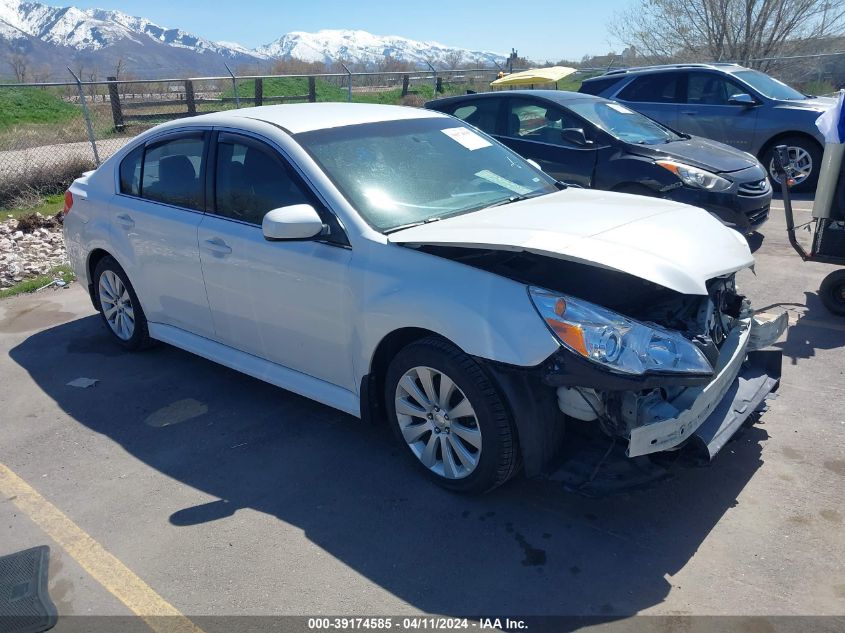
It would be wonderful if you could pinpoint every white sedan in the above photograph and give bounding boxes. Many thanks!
[63,103,786,493]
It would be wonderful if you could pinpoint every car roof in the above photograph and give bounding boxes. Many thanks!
[166,102,448,134]
[427,90,604,108]
[582,62,749,82]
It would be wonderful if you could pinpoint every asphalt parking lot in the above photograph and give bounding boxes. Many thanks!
[1,196,844,630]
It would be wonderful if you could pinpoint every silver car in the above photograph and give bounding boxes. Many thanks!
[580,63,835,191]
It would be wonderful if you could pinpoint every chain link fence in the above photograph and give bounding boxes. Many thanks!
[1,55,842,209]
[0,67,504,208]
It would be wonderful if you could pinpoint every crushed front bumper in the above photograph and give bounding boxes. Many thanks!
[627,312,785,458]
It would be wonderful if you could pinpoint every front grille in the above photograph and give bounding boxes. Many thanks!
[747,206,770,226]
[738,178,771,196]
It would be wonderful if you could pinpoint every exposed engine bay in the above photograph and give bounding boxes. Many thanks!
[418,245,787,461]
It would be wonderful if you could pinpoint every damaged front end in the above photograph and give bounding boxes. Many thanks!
[542,274,786,464]
[417,245,786,483]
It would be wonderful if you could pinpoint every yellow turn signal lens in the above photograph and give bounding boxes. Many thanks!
[545,319,588,357]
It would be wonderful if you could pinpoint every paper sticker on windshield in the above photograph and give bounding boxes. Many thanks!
[442,127,492,150]
[475,170,533,195]
[607,102,634,114]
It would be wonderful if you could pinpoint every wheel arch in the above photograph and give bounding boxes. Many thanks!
[360,326,443,424]
[86,248,114,309]
[757,131,822,161]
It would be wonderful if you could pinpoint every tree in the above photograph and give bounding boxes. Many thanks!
[610,0,845,70]
[7,54,28,83]
[442,50,465,69]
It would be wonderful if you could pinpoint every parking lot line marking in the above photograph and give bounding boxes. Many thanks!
[0,462,205,633]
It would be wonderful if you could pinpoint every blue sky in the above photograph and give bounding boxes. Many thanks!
[67,0,629,60]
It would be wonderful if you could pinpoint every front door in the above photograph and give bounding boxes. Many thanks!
[498,98,597,187]
[677,72,758,151]
[197,131,355,390]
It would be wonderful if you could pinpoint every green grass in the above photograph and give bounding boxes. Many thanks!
[0,87,79,131]
[0,265,74,299]
[228,77,347,102]
[1,193,65,221]
[227,78,464,106]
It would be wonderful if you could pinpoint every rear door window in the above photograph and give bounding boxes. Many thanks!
[618,73,683,103]
[445,100,501,135]
[141,134,206,210]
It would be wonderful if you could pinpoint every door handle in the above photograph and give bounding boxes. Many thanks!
[115,213,134,229]
[681,110,697,116]
[202,238,232,255]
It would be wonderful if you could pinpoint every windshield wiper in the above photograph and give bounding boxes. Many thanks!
[384,216,442,234]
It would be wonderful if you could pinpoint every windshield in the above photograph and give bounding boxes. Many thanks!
[733,69,806,100]
[566,100,683,145]
[295,118,558,231]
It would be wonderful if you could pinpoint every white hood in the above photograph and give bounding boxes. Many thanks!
[388,189,754,295]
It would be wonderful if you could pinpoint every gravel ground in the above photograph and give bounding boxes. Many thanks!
[0,214,67,287]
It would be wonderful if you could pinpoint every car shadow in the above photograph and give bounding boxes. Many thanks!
[9,315,769,620]
[767,292,845,365]
[746,231,765,253]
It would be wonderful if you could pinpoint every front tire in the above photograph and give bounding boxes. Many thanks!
[93,256,151,350]
[762,136,822,192]
[385,336,519,494]
[819,270,845,316]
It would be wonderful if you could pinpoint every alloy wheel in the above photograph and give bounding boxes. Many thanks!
[394,366,482,479]
[768,146,813,185]
[99,270,135,341]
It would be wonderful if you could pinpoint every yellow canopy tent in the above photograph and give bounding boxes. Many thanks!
[490,66,577,88]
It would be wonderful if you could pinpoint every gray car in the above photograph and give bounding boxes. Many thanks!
[579,63,835,191]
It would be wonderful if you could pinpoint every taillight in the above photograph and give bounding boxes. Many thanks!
[62,190,73,216]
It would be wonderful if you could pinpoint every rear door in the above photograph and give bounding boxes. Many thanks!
[499,98,597,186]
[677,71,758,151]
[197,130,355,390]
[614,72,683,130]
[111,130,214,337]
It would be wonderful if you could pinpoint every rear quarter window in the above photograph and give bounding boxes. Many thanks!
[119,145,143,196]
[578,77,624,96]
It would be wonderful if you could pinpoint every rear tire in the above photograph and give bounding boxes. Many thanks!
[762,136,822,193]
[385,336,519,494]
[819,270,845,316]
[93,256,151,350]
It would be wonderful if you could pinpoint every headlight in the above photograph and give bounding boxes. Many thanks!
[656,160,732,192]
[529,287,713,375]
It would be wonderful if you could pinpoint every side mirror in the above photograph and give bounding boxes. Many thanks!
[526,159,543,171]
[262,204,324,241]
[728,93,757,107]
[561,127,590,147]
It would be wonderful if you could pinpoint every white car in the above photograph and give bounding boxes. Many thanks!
[63,103,787,494]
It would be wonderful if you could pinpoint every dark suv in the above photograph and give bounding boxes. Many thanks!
[579,63,835,191]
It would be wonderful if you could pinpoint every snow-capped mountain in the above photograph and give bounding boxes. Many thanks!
[259,29,506,67]
[0,0,507,79]
[0,0,262,59]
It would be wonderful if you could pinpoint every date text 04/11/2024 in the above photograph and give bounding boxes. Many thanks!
[306,617,529,630]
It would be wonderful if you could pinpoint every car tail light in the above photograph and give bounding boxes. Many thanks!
[62,190,73,216]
